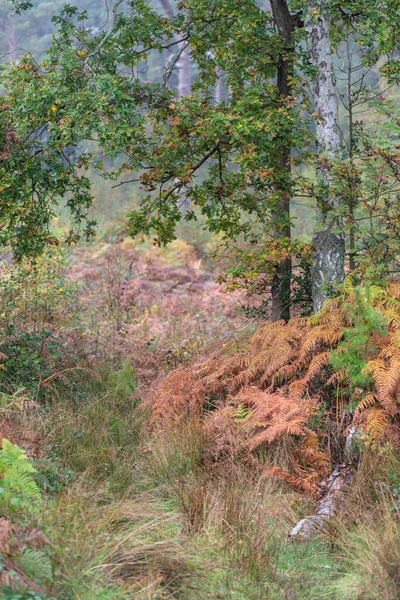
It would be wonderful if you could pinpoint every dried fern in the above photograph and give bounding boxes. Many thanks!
[0,518,51,593]
[149,280,400,493]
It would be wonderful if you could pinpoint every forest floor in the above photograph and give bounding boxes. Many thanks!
[0,231,399,600]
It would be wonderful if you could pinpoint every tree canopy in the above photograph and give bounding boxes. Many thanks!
[1,0,400,315]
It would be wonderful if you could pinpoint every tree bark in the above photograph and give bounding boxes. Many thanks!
[160,0,191,98]
[270,54,292,322]
[289,466,347,539]
[8,13,16,58]
[305,3,345,313]
[215,68,223,104]
[269,0,299,322]
[160,0,191,212]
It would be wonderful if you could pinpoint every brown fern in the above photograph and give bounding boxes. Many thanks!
[149,280,400,494]
[355,393,378,417]
[365,408,389,443]
[0,518,50,593]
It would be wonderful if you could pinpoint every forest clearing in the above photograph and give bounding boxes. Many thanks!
[1,1,400,598]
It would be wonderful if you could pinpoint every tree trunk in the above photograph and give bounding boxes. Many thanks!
[160,0,191,212]
[8,14,16,58]
[177,46,191,98]
[215,69,223,104]
[270,51,292,322]
[160,0,191,98]
[305,3,345,313]
[289,466,348,539]
[269,0,299,322]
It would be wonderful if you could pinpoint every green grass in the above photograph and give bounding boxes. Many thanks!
[1,365,399,599]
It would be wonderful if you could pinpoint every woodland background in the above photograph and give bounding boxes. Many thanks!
[0,1,400,599]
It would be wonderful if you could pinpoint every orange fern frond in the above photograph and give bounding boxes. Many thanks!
[304,352,331,382]
[264,361,302,389]
[381,308,400,330]
[355,393,378,416]
[364,359,387,396]
[365,408,388,443]
[384,358,400,399]
[326,369,348,388]
[365,355,400,414]
[299,326,343,360]
[288,378,308,401]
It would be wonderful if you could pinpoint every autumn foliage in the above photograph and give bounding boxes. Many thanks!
[150,278,400,495]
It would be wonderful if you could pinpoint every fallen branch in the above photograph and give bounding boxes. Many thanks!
[289,465,348,540]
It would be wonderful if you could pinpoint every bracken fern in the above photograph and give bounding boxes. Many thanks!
[149,279,400,494]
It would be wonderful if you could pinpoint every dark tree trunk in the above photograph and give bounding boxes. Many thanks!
[270,51,292,322]
[269,0,301,322]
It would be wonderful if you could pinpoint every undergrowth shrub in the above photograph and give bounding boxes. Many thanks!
[331,442,400,530]
[0,439,40,517]
[40,371,141,494]
[145,428,334,599]
[0,251,80,399]
[68,238,243,385]
[32,456,75,495]
[0,440,51,596]
[136,415,334,599]
[149,278,400,495]
[43,486,195,599]
[0,590,46,600]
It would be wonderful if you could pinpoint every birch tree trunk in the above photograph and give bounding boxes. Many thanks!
[305,3,345,313]
[160,0,191,98]
[160,0,191,212]
[215,69,224,104]
[8,13,16,58]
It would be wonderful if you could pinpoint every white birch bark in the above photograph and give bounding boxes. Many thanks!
[289,467,347,539]
[306,2,345,312]
[160,0,191,98]
[215,69,224,104]
[177,48,191,98]
[160,0,191,212]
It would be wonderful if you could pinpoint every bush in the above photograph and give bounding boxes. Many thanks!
[0,440,51,597]
[0,438,40,516]
[149,278,400,493]
[0,251,80,398]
